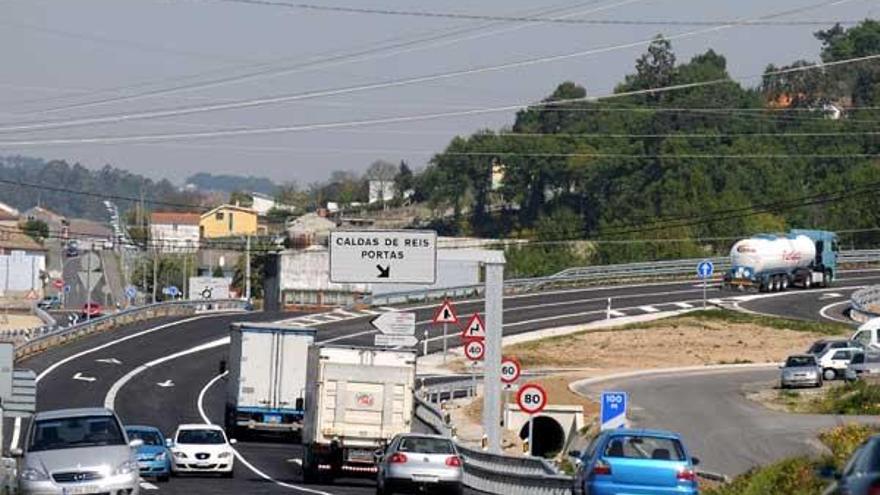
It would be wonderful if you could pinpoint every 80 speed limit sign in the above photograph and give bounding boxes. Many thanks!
[463,339,485,361]
[501,356,521,384]
[517,383,548,415]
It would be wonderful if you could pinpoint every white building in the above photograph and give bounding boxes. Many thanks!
[150,212,201,253]
[368,180,396,205]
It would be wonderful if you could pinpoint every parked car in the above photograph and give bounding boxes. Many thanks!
[780,354,823,389]
[851,318,880,351]
[571,428,699,495]
[37,295,61,310]
[808,339,863,357]
[376,433,463,495]
[821,434,880,494]
[169,424,236,477]
[817,347,862,380]
[81,302,103,319]
[125,425,171,482]
[845,352,880,382]
[15,408,141,495]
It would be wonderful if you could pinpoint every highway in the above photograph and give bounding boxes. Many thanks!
[17,269,880,493]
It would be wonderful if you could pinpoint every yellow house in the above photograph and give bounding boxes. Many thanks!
[199,204,258,238]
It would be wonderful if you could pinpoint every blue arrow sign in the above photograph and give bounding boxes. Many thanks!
[600,391,628,430]
[63,284,71,294]
[125,286,137,299]
[697,260,714,279]
[163,286,180,297]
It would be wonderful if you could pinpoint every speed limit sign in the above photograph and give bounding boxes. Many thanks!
[464,339,485,361]
[517,383,547,415]
[501,356,521,384]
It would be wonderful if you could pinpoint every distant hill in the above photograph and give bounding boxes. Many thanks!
[185,173,277,195]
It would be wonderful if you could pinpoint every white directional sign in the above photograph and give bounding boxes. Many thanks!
[371,312,416,336]
[464,339,485,361]
[374,334,419,348]
[329,230,437,284]
[600,391,629,430]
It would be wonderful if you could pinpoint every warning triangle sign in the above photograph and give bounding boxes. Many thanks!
[460,313,486,341]
[432,299,459,325]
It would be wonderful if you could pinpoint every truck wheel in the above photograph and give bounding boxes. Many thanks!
[781,277,789,291]
[804,276,812,289]
[302,451,318,484]
[823,368,837,381]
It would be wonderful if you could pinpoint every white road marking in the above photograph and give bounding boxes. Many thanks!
[379,307,397,312]
[820,293,844,300]
[638,306,659,313]
[72,372,96,382]
[675,302,694,309]
[139,480,159,490]
[156,379,175,388]
[819,300,853,324]
[95,358,122,365]
[359,309,380,315]
[609,310,626,317]
[333,309,357,317]
[316,314,341,321]
[197,372,331,494]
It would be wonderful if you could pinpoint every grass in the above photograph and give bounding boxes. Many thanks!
[813,380,880,415]
[679,309,853,336]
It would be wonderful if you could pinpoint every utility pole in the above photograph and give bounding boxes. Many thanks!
[151,246,158,304]
[245,235,251,301]
[182,252,188,300]
[86,244,93,322]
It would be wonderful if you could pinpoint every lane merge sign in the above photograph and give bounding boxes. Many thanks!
[461,313,486,341]
[371,312,416,336]
[501,356,522,384]
[600,391,628,430]
[697,260,714,279]
[329,230,437,284]
[464,339,485,361]
[432,299,459,325]
[517,383,547,415]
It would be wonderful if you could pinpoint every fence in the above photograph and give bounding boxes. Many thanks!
[851,286,880,323]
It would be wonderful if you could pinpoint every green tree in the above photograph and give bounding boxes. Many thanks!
[22,219,48,242]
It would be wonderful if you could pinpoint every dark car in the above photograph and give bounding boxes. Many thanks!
[65,241,79,258]
[822,434,880,494]
[808,339,864,357]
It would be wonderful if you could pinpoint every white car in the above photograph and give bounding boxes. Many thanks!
[169,424,236,477]
[817,347,862,380]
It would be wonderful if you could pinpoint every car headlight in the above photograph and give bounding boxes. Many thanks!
[173,451,188,459]
[154,452,167,462]
[20,467,49,481]
[115,460,138,476]
[218,452,232,459]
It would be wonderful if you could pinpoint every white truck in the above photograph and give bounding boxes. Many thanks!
[224,323,316,439]
[301,346,416,483]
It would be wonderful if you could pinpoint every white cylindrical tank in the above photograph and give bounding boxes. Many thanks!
[730,234,816,274]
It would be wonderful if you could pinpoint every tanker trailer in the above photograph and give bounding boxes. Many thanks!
[723,229,838,291]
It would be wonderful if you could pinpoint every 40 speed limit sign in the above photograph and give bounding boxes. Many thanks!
[501,356,521,384]
[463,339,485,361]
[517,383,548,415]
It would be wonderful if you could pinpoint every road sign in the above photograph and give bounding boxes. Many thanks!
[163,286,180,297]
[501,356,522,384]
[461,313,486,341]
[464,339,485,361]
[517,383,548,415]
[432,299,459,325]
[125,286,137,299]
[52,279,64,290]
[600,391,628,430]
[63,284,71,294]
[329,230,437,284]
[697,260,714,279]
[374,334,418,348]
[371,312,416,336]
[4,369,36,417]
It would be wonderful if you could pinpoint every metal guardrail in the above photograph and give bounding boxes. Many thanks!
[14,299,249,360]
[414,394,574,495]
[851,286,880,323]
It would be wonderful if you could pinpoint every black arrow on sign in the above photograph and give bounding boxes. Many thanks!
[443,308,451,320]
[376,265,391,278]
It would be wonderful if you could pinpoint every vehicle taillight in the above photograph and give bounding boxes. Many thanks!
[592,460,611,475]
[868,481,880,495]
[677,468,697,482]
[445,456,462,467]
[389,453,408,464]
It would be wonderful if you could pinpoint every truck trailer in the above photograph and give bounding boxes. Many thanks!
[225,322,316,439]
[302,345,416,483]
[724,229,838,291]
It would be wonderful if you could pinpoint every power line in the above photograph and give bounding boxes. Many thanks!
[220,0,864,27]
[0,0,853,134]
[0,178,214,211]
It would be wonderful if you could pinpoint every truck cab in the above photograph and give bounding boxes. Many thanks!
[790,229,839,283]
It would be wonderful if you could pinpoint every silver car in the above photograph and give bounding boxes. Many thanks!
[780,354,823,389]
[845,351,880,382]
[376,433,463,495]
[15,408,141,495]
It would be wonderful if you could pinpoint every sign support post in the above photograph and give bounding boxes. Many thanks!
[697,260,714,309]
[527,414,534,456]
[482,255,505,454]
[442,323,448,363]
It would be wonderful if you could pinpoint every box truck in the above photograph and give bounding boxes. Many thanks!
[302,346,416,482]
[224,323,316,438]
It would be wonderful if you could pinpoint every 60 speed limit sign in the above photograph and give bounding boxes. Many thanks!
[501,356,521,384]
[463,339,485,361]
[517,383,548,415]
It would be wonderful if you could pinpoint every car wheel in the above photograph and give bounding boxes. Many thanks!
[823,368,837,381]
[447,483,464,495]
[157,475,170,483]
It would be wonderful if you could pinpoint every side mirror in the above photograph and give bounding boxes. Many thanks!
[165,438,174,448]
[129,439,144,448]
[9,448,23,458]
[691,456,700,466]
[568,450,581,458]
[229,438,238,445]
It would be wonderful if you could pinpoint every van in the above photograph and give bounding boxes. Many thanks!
[850,318,880,351]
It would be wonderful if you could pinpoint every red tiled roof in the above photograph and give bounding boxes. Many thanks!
[151,212,201,225]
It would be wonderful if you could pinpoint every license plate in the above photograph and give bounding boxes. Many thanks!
[138,462,150,468]
[346,449,374,462]
[412,474,439,483]
[196,462,211,467]
[265,414,282,424]
[62,486,99,495]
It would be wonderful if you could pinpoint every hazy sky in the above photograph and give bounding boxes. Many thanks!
[1,0,877,184]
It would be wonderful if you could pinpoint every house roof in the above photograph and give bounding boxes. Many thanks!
[23,206,65,223]
[0,201,19,221]
[0,227,47,251]
[151,212,201,226]
[67,218,112,239]
[200,204,258,220]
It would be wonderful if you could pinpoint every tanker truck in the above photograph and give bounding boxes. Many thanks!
[723,229,838,292]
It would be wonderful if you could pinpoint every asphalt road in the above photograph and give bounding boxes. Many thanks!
[61,249,107,311]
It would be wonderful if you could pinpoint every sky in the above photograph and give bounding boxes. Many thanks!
[0,0,877,185]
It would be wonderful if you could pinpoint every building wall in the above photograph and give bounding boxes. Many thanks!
[0,251,46,297]
[150,223,200,252]
[251,196,275,216]
[200,207,258,238]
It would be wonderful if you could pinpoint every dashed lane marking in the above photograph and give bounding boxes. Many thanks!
[675,302,694,309]
[609,310,626,317]
[140,480,159,491]
[638,306,659,313]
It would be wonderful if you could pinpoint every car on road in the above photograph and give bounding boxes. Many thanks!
[125,425,171,482]
[81,302,103,319]
[37,295,61,310]
[781,354,823,388]
[817,347,862,380]
[65,240,79,258]
[571,428,699,495]
[376,433,463,495]
[845,352,880,382]
[15,407,141,495]
[821,433,880,494]
[808,339,863,357]
[169,424,236,477]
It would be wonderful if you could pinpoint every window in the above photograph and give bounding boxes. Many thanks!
[854,331,872,347]
[807,342,828,355]
[398,437,455,454]
[126,429,163,446]
[177,429,226,445]
[786,356,817,367]
[29,415,126,452]
[215,212,224,221]
[833,350,852,360]
[851,353,865,365]
[603,435,686,461]
[228,212,234,231]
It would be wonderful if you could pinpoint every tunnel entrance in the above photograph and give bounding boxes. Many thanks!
[519,416,565,458]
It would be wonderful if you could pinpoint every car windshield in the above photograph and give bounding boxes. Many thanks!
[398,437,455,454]
[603,435,686,461]
[844,439,880,475]
[177,429,226,444]
[852,353,866,364]
[126,429,163,446]
[807,342,828,354]
[29,415,125,452]
[786,356,816,367]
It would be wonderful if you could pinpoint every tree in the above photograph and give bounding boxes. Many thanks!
[394,161,414,201]
[365,160,398,209]
[212,265,225,278]
[22,219,48,242]
[229,190,254,207]
[618,36,677,102]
